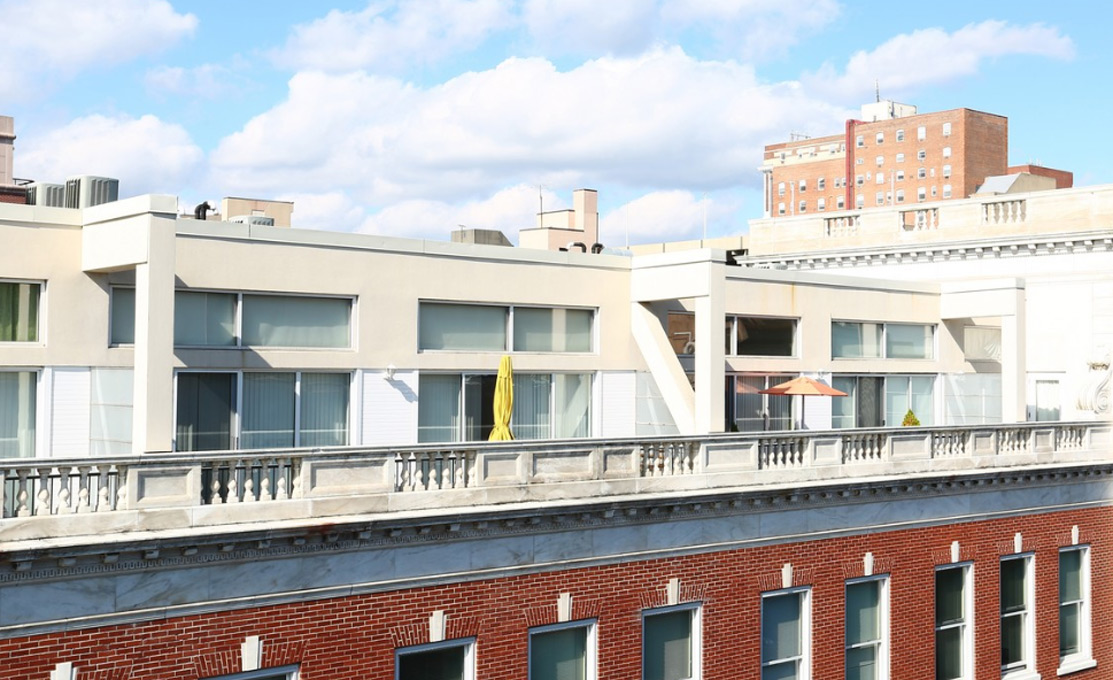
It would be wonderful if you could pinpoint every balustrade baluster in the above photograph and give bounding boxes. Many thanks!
[35,468,52,516]
[57,466,73,514]
[95,466,110,513]
[76,466,91,513]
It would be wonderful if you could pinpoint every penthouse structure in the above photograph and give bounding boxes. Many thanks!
[0,114,1111,680]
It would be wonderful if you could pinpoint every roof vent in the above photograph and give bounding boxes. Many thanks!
[63,176,119,209]
[229,214,276,227]
[27,182,65,207]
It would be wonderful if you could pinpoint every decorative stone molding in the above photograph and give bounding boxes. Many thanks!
[1077,352,1111,416]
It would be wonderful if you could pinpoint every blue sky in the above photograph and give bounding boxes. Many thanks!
[2,0,1106,244]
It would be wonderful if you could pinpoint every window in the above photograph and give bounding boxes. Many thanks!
[846,578,888,680]
[113,289,351,349]
[420,303,593,353]
[799,201,807,213]
[643,605,700,680]
[203,667,299,680]
[875,192,884,206]
[856,175,864,187]
[817,198,826,211]
[931,186,938,197]
[727,317,795,357]
[875,155,884,166]
[963,327,1001,361]
[1000,555,1034,675]
[1032,379,1061,421]
[943,185,952,199]
[728,374,794,432]
[817,178,826,190]
[942,147,952,159]
[396,639,474,680]
[832,322,933,360]
[778,202,786,216]
[778,182,785,197]
[942,165,952,179]
[761,589,810,680]
[1059,547,1093,672]
[875,132,884,144]
[895,153,905,164]
[884,375,934,426]
[917,126,926,141]
[530,621,595,680]
[831,322,883,359]
[856,195,864,209]
[176,371,350,452]
[832,374,934,429]
[895,129,905,142]
[419,372,592,442]
[856,135,864,148]
[837,196,845,210]
[942,122,952,137]
[896,171,905,182]
[857,158,864,165]
[917,149,926,161]
[917,168,926,179]
[896,189,905,203]
[935,565,971,680]
[886,323,934,359]
[110,287,135,344]
[0,281,40,342]
[0,371,37,457]
[799,180,806,192]
[918,187,927,202]
[875,173,885,185]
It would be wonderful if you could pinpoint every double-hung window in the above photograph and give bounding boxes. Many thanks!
[203,667,299,680]
[1059,547,1094,673]
[761,588,810,680]
[935,565,971,680]
[396,638,475,680]
[643,605,701,680]
[530,621,596,680]
[0,281,40,342]
[846,578,888,680]
[1000,555,1035,676]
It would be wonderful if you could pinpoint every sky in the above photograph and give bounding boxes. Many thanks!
[2,0,1108,245]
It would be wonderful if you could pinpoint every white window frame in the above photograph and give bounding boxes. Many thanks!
[856,135,864,148]
[896,189,905,203]
[395,638,475,680]
[837,196,845,210]
[943,146,952,159]
[1000,554,1036,679]
[817,177,826,190]
[1058,546,1095,675]
[203,666,299,680]
[798,200,806,213]
[935,563,973,680]
[799,179,806,192]
[943,185,953,199]
[778,202,786,216]
[529,619,597,680]
[917,149,926,161]
[778,182,785,197]
[0,278,45,345]
[895,153,905,164]
[817,198,826,212]
[943,122,952,137]
[876,132,884,144]
[896,129,905,142]
[419,301,596,354]
[846,576,889,680]
[642,603,702,680]
[917,126,926,141]
[0,367,43,458]
[761,587,811,680]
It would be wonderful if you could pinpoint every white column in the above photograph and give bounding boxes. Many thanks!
[693,263,726,434]
[1001,289,1027,423]
[131,216,176,453]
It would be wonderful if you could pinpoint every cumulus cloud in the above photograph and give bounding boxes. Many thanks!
[274,0,514,72]
[0,0,196,101]
[521,0,656,56]
[804,21,1075,101]
[18,115,204,195]
[211,49,847,221]
[600,190,739,244]
[661,0,840,60]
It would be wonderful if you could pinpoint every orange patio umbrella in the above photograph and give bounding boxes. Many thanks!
[759,376,847,430]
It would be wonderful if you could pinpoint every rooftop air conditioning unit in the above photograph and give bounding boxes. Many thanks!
[229,214,276,227]
[26,182,65,207]
[63,175,119,209]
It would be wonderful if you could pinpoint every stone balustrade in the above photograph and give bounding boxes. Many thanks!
[0,421,1108,543]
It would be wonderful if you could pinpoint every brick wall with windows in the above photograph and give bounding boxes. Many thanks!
[2,506,1109,679]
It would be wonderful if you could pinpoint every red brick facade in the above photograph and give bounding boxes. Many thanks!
[3,506,1108,679]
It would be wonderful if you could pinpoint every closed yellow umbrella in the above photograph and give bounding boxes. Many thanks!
[489,355,514,440]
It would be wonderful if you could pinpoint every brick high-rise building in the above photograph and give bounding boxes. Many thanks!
[761,102,1009,217]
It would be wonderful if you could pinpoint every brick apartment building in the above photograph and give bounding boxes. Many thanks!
[758,101,1073,218]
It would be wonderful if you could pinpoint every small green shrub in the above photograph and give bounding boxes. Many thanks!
[902,409,920,427]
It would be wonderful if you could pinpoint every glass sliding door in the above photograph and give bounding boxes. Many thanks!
[301,373,350,447]
[554,373,592,438]
[857,377,883,428]
[418,374,462,443]
[176,373,235,451]
[463,374,497,441]
[513,374,552,440]
[241,373,296,449]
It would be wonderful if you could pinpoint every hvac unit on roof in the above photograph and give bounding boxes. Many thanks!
[228,214,276,227]
[26,182,65,207]
[63,176,119,209]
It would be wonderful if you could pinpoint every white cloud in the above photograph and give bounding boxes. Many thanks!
[145,63,250,99]
[660,0,840,60]
[18,115,204,196]
[521,0,656,56]
[600,190,736,244]
[0,0,196,101]
[211,48,846,228]
[274,0,514,72]
[804,21,1075,101]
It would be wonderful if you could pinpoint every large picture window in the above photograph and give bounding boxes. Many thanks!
[419,303,593,353]
[0,371,36,457]
[761,589,810,680]
[176,371,350,452]
[832,322,934,360]
[726,316,796,357]
[418,372,592,443]
[0,281,40,342]
[832,375,934,428]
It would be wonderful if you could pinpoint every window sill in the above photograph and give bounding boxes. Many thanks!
[1002,669,1041,680]
[1057,658,1096,676]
